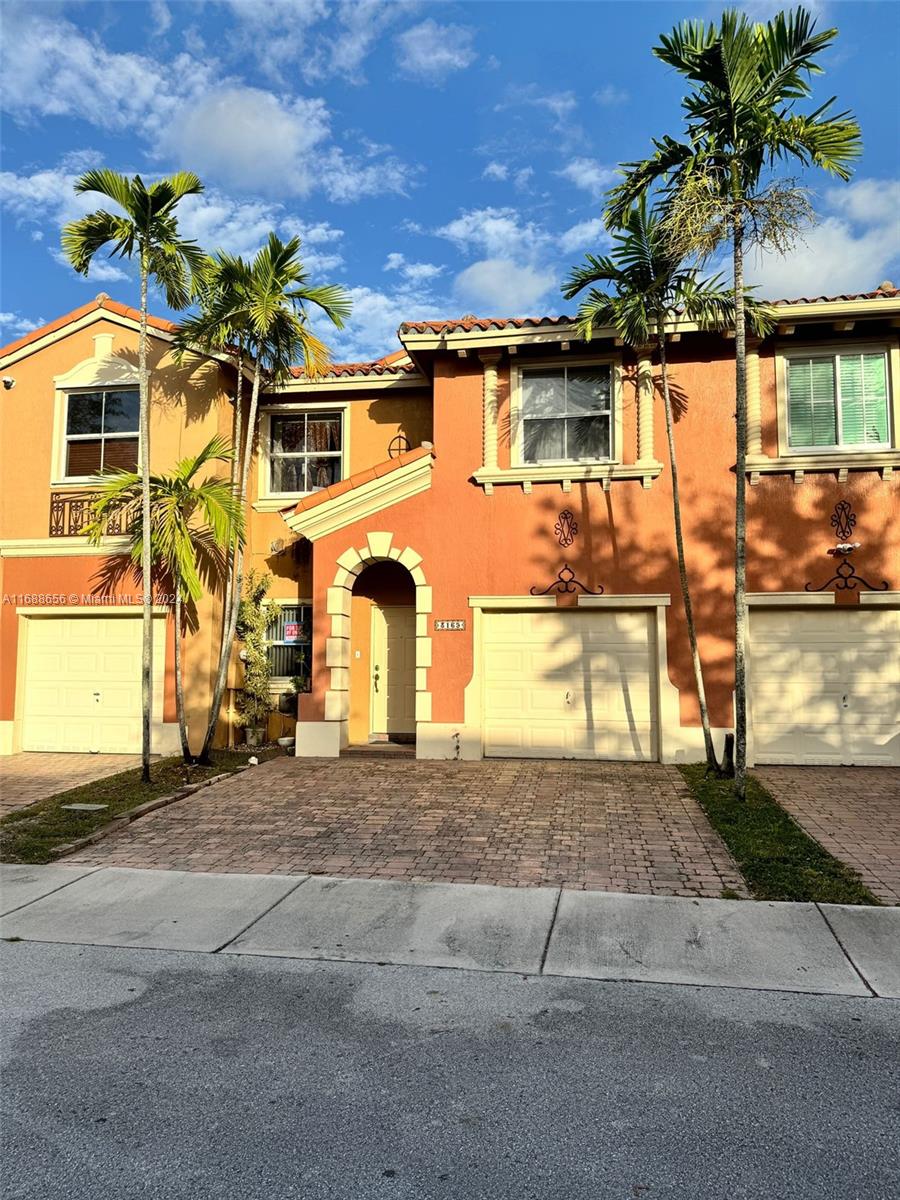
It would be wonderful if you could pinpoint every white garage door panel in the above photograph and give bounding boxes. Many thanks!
[22,616,166,754]
[483,610,657,761]
[750,608,900,766]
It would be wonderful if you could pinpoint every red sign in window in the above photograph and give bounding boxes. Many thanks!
[283,622,300,642]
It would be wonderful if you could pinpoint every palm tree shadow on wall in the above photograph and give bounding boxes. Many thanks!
[113,346,225,426]
[521,483,733,760]
[686,479,898,762]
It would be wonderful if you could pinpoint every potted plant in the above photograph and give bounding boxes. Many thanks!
[278,674,308,715]
[236,570,277,747]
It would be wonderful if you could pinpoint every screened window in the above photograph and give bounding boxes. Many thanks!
[64,389,140,477]
[787,352,890,450]
[270,411,342,493]
[521,366,612,464]
[266,604,312,684]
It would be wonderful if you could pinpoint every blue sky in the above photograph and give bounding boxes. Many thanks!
[2,0,898,361]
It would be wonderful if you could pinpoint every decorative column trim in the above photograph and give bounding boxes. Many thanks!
[480,352,502,482]
[746,338,762,457]
[636,347,654,464]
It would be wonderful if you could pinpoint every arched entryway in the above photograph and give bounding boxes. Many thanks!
[322,532,432,754]
[349,561,416,745]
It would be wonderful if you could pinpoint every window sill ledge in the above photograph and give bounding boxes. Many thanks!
[746,451,899,484]
[473,461,664,493]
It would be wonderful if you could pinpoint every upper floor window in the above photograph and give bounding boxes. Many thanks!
[64,388,139,477]
[270,411,342,493]
[522,366,612,464]
[787,351,890,451]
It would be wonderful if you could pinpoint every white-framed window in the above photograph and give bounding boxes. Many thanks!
[266,603,312,685]
[520,365,613,464]
[63,388,140,478]
[269,410,343,494]
[786,350,891,452]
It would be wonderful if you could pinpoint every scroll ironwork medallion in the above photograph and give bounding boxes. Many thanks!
[530,564,603,596]
[805,500,889,593]
[554,509,577,548]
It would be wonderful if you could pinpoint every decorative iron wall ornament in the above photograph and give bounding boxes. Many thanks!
[805,499,889,593]
[388,433,411,458]
[530,564,604,596]
[554,509,577,548]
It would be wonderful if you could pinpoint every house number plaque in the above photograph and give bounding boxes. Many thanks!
[434,619,466,631]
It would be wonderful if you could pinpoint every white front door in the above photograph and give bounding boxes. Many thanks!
[481,609,657,760]
[749,607,900,765]
[370,605,416,737]
[22,614,166,753]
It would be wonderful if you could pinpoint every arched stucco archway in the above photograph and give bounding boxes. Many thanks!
[314,531,431,753]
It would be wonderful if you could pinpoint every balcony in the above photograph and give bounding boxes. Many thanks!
[49,491,129,537]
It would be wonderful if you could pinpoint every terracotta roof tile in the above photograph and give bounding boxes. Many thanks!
[288,354,417,380]
[285,445,434,517]
[398,287,900,337]
[0,295,178,359]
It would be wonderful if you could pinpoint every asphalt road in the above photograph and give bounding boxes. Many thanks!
[2,942,898,1200]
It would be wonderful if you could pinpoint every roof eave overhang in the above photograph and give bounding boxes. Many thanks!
[282,453,434,542]
[273,373,428,394]
[398,297,900,353]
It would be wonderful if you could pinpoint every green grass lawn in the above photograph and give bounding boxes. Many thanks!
[680,764,879,906]
[0,750,278,866]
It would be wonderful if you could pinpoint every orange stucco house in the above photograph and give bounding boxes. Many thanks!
[1,287,898,766]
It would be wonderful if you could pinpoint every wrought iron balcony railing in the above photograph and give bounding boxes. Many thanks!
[49,491,128,537]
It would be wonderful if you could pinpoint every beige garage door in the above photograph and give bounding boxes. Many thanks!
[750,607,900,765]
[482,609,657,760]
[22,615,166,753]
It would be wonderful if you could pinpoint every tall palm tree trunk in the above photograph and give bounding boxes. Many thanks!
[198,359,262,761]
[138,258,153,783]
[656,329,718,772]
[731,193,749,799]
[173,583,191,763]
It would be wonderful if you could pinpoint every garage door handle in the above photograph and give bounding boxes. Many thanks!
[841,693,849,709]
[565,690,571,705]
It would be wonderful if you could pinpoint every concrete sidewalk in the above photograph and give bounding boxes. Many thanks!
[2,863,898,998]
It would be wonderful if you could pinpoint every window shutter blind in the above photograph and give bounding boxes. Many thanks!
[788,358,836,447]
[839,353,888,445]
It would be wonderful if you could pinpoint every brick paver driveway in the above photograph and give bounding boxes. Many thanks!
[65,757,747,897]
[0,753,142,816]
[756,766,900,906]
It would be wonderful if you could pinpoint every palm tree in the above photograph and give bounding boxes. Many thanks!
[177,234,352,763]
[62,169,206,781]
[606,8,861,796]
[85,436,244,763]
[563,198,772,772]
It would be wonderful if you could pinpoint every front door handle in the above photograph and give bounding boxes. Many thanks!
[373,665,380,693]
[841,693,849,709]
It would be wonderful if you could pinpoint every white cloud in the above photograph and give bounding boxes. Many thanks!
[558,218,608,255]
[150,0,172,34]
[0,162,346,277]
[223,0,328,79]
[495,85,578,125]
[50,247,129,283]
[383,252,444,282]
[395,19,477,82]
[454,259,557,314]
[743,179,900,299]
[0,4,215,137]
[514,167,534,192]
[2,8,417,205]
[482,162,509,182]
[435,207,551,264]
[557,158,618,199]
[161,87,331,196]
[0,311,42,339]
[321,279,451,362]
[593,84,628,106]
